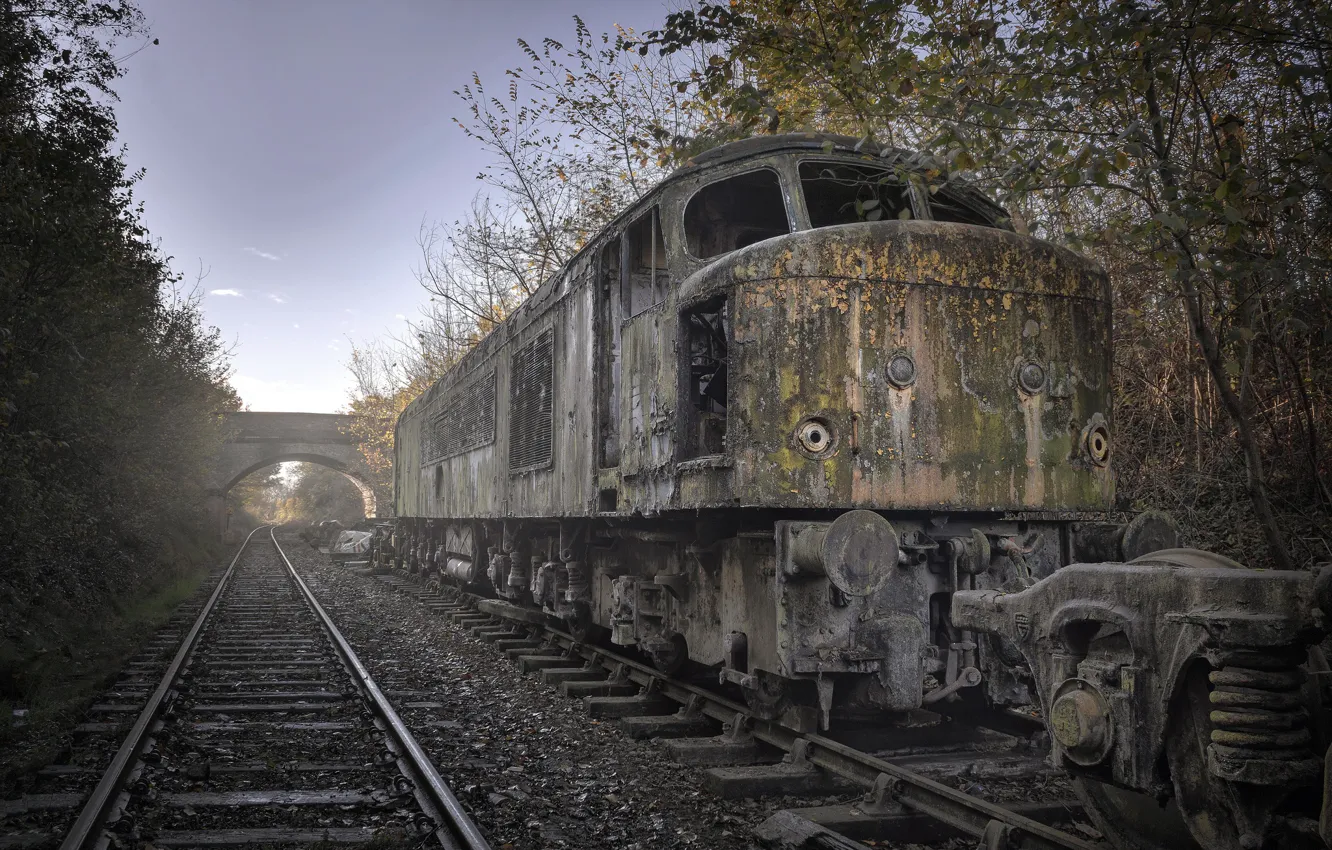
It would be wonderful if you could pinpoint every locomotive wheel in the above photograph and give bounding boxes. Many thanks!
[1075,660,1300,850]
[648,633,689,676]
[1074,549,1250,850]
[1072,663,1207,850]
[743,672,792,721]
[1074,547,1326,850]
[561,602,597,642]
[1074,780,1194,850]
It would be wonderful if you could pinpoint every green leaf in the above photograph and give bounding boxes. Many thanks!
[1155,212,1186,231]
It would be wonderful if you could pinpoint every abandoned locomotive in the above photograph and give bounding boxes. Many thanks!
[389,134,1332,849]
[392,132,1157,721]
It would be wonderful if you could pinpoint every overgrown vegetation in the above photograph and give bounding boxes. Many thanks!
[351,1,1329,569]
[1,0,238,758]
[0,537,214,788]
[344,18,709,500]
[640,0,1331,568]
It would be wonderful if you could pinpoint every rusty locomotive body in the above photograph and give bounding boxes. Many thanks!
[391,135,1332,849]
[393,133,1143,718]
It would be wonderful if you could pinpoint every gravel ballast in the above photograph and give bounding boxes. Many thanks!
[284,536,790,850]
[284,534,1081,850]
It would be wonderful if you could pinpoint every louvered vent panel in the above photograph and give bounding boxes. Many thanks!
[421,371,497,463]
[420,413,442,464]
[508,327,555,471]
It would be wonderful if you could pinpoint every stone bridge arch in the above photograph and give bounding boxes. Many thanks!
[208,412,378,539]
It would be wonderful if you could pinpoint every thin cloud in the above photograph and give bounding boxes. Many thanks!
[231,375,338,413]
[209,288,243,297]
[267,293,288,304]
[245,246,281,261]
[395,313,406,320]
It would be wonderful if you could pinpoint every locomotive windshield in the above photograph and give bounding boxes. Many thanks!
[799,160,913,226]
[681,155,999,264]
[798,158,999,228]
[684,169,790,259]
[925,192,995,227]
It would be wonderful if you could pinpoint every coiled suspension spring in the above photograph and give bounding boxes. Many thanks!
[564,560,589,603]
[1208,646,1317,783]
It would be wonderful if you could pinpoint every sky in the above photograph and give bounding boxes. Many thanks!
[114,0,666,413]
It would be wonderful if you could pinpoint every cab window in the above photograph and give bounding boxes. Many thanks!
[927,192,996,227]
[684,169,789,260]
[799,160,913,227]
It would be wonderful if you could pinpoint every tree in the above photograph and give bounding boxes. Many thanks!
[227,464,283,525]
[274,464,366,526]
[343,339,443,508]
[643,0,1331,569]
[346,16,715,497]
[1,0,238,608]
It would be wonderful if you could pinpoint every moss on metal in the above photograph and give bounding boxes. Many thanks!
[677,220,1113,513]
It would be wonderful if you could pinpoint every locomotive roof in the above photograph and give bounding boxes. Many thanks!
[669,132,928,178]
[667,133,1008,228]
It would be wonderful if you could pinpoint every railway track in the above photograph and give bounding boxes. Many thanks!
[1,527,489,850]
[356,563,1095,850]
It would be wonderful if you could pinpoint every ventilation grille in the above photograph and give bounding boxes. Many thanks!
[509,327,555,471]
[422,371,496,463]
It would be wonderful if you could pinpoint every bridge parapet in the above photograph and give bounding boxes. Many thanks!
[224,411,360,444]
[208,411,378,540]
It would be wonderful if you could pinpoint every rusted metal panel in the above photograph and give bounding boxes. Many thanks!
[674,220,1112,513]
[396,256,600,521]
[555,277,596,512]
[618,303,679,511]
[720,537,780,672]
[394,407,424,518]
[502,316,559,516]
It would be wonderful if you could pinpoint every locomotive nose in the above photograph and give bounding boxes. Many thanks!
[677,220,1114,513]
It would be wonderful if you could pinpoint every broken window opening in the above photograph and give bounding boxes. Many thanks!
[927,192,996,228]
[799,160,913,227]
[682,296,729,458]
[622,206,668,318]
[684,169,789,260]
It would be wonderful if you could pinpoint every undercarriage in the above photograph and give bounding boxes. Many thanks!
[374,513,1332,849]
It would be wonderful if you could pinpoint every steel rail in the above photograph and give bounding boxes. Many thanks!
[466,593,1094,850]
[270,530,491,850]
[58,526,267,850]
